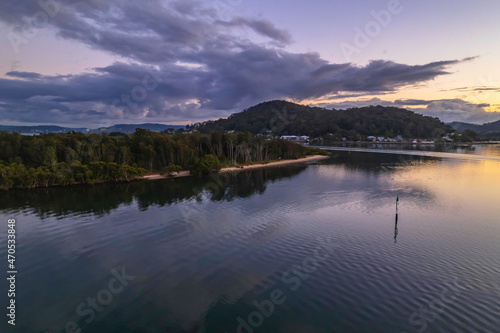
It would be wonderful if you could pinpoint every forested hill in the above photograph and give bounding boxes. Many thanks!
[449,120,500,134]
[192,100,452,139]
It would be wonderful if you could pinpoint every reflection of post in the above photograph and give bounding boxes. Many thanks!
[394,213,398,243]
[394,196,399,243]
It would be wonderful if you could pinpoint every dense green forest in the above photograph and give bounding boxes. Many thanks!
[0,129,317,190]
[191,100,453,139]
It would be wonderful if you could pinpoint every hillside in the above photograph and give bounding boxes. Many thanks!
[94,123,184,133]
[447,122,482,132]
[192,100,451,139]
[448,119,500,134]
[0,123,184,134]
[478,119,500,133]
[0,125,87,134]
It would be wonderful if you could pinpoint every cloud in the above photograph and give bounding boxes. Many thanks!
[5,71,43,79]
[0,0,475,126]
[442,86,500,92]
[320,98,500,124]
[217,17,293,45]
[413,99,500,124]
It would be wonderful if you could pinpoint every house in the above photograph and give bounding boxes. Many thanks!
[280,135,309,142]
[377,137,386,142]
[366,136,376,141]
[442,135,453,142]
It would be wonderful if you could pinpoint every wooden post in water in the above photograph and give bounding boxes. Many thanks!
[396,196,399,215]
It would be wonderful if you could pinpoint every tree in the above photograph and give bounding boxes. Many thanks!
[42,146,57,167]
[462,129,478,142]
[161,164,183,177]
[190,154,221,175]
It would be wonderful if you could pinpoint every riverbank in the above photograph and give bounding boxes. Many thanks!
[144,155,329,180]
[320,141,500,145]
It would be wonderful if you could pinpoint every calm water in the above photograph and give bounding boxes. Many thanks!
[327,142,500,157]
[1,147,500,333]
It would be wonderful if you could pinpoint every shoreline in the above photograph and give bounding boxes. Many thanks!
[143,155,329,180]
[321,141,500,145]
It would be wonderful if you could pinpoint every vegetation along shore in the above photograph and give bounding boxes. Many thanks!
[144,155,329,180]
[0,130,328,190]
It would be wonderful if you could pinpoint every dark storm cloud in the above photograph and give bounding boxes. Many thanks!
[393,99,433,106]
[5,71,43,79]
[416,99,499,124]
[0,0,473,125]
[322,98,500,124]
[217,17,293,45]
[293,59,465,99]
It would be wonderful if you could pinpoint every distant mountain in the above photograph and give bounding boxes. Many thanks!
[448,120,500,133]
[93,123,184,133]
[0,123,185,134]
[192,100,451,139]
[0,125,88,134]
[447,122,481,132]
[479,119,500,133]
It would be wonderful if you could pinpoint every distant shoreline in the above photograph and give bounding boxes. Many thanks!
[321,141,500,144]
[144,155,329,180]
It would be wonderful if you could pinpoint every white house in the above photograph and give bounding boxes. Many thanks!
[280,135,309,142]
[442,135,453,142]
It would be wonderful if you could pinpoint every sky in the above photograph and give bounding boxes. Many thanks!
[0,0,500,127]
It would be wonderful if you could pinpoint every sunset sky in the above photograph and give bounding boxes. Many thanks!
[1,0,499,127]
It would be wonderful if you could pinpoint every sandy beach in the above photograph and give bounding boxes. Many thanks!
[143,155,329,180]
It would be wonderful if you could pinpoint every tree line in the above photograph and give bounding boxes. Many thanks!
[0,129,319,190]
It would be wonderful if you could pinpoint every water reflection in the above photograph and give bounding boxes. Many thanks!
[1,151,500,332]
[328,142,488,154]
[0,152,445,221]
[0,165,307,218]
[394,213,399,243]
[329,150,440,171]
